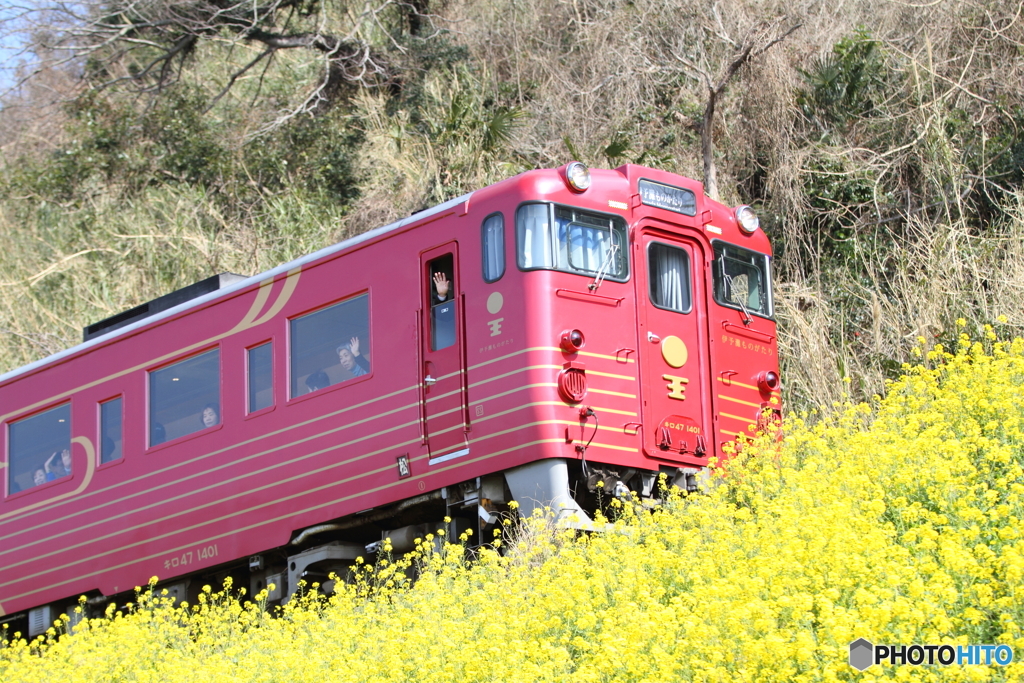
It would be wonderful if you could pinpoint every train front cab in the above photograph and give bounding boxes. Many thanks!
[631,174,780,486]
[499,164,780,521]
[633,168,780,487]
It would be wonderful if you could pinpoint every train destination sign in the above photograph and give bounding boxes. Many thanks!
[638,179,696,216]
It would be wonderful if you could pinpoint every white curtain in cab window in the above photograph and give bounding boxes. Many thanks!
[713,242,772,317]
[482,214,505,282]
[517,204,552,269]
[650,243,690,313]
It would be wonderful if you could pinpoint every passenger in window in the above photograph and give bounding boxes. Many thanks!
[44,448,71,480]
[336,336,370,378]
[32,467,46,487]
[201,403,220,429]
[44,451,60,480]
[432,272,451,303]
[305,369,330,393]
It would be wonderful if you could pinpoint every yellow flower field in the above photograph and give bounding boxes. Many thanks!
[2,331,1023,682]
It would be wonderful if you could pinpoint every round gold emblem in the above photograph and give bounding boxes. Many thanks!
[486,292,504,315]
[661,335,688,368]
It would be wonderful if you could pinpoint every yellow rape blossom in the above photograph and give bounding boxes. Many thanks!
[2,335,1024,681]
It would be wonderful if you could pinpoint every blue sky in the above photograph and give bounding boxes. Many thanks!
[0,4,30,94]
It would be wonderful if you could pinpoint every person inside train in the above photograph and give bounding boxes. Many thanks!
[201,403,220,429]
[336,336,369,378]
[32,467,46,487]
[432,271,451,303]
[305,369,331,393]
[429,262,456,350]
[44,448,71,480]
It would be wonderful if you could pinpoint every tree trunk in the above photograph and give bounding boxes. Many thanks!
[693,22,801,203]
[701,89,719,201]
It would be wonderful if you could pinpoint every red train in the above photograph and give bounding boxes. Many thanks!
[0,163,779,635]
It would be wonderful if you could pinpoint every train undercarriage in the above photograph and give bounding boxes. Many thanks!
[2,458,705,639]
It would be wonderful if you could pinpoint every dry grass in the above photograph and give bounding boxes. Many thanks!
[777,192,1024,409]
[0,185,344,372]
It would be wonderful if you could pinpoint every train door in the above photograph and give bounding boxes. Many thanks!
[633,229,711,465]
[420,244,470,462]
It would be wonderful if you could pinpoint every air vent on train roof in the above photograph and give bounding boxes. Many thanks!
[83,273,247,342]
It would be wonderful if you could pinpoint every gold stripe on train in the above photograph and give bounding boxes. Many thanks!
[4,416,628,594]
[4,351,635,530]
[717,394,762,409]
[4,436,572,602]
[0,268,302,424]
[0,392,630,555]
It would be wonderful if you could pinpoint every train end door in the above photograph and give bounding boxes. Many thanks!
[633,230,711,465]
[419,244,470,463]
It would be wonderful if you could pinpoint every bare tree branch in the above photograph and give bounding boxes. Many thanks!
[205,46,273,112]
[2,0,427,125]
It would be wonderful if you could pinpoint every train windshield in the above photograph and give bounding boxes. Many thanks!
[517,203,628,281]
[712,241,773,318]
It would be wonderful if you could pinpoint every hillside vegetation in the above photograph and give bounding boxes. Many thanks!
[2,3,1023,678]
[2,331,1022,681]
[1,0,1023,410]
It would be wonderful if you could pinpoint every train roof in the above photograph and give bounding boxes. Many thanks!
[0,191,473,387]
[0,162,741,389]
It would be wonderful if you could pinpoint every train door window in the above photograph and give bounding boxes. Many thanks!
[149,349,220,446]
[100,398,123,463]
[482,213,505,283]
[247,342,273,412]
[648,242,692,314]
[289,293,370,398]
[429,255,456,351]
[712,242,773,318]
[7,403,71,493]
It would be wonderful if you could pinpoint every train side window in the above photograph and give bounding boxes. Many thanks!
[428,255,456,351]
[712,242,773,318]
[100,398,123,463]
[482,213,505,283]
[247,342,273,413]
[7,403,71,493]
[648,242,692,314]
[289,293,370,398]
[149,349,220,447]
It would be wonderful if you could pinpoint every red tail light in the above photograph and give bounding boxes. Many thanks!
[560,329,586,353]
[758,371,780,393]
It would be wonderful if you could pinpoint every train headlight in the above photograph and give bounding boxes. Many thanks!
[736,205,760,234]
[560,329,586,353]
[565,162,591,192]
